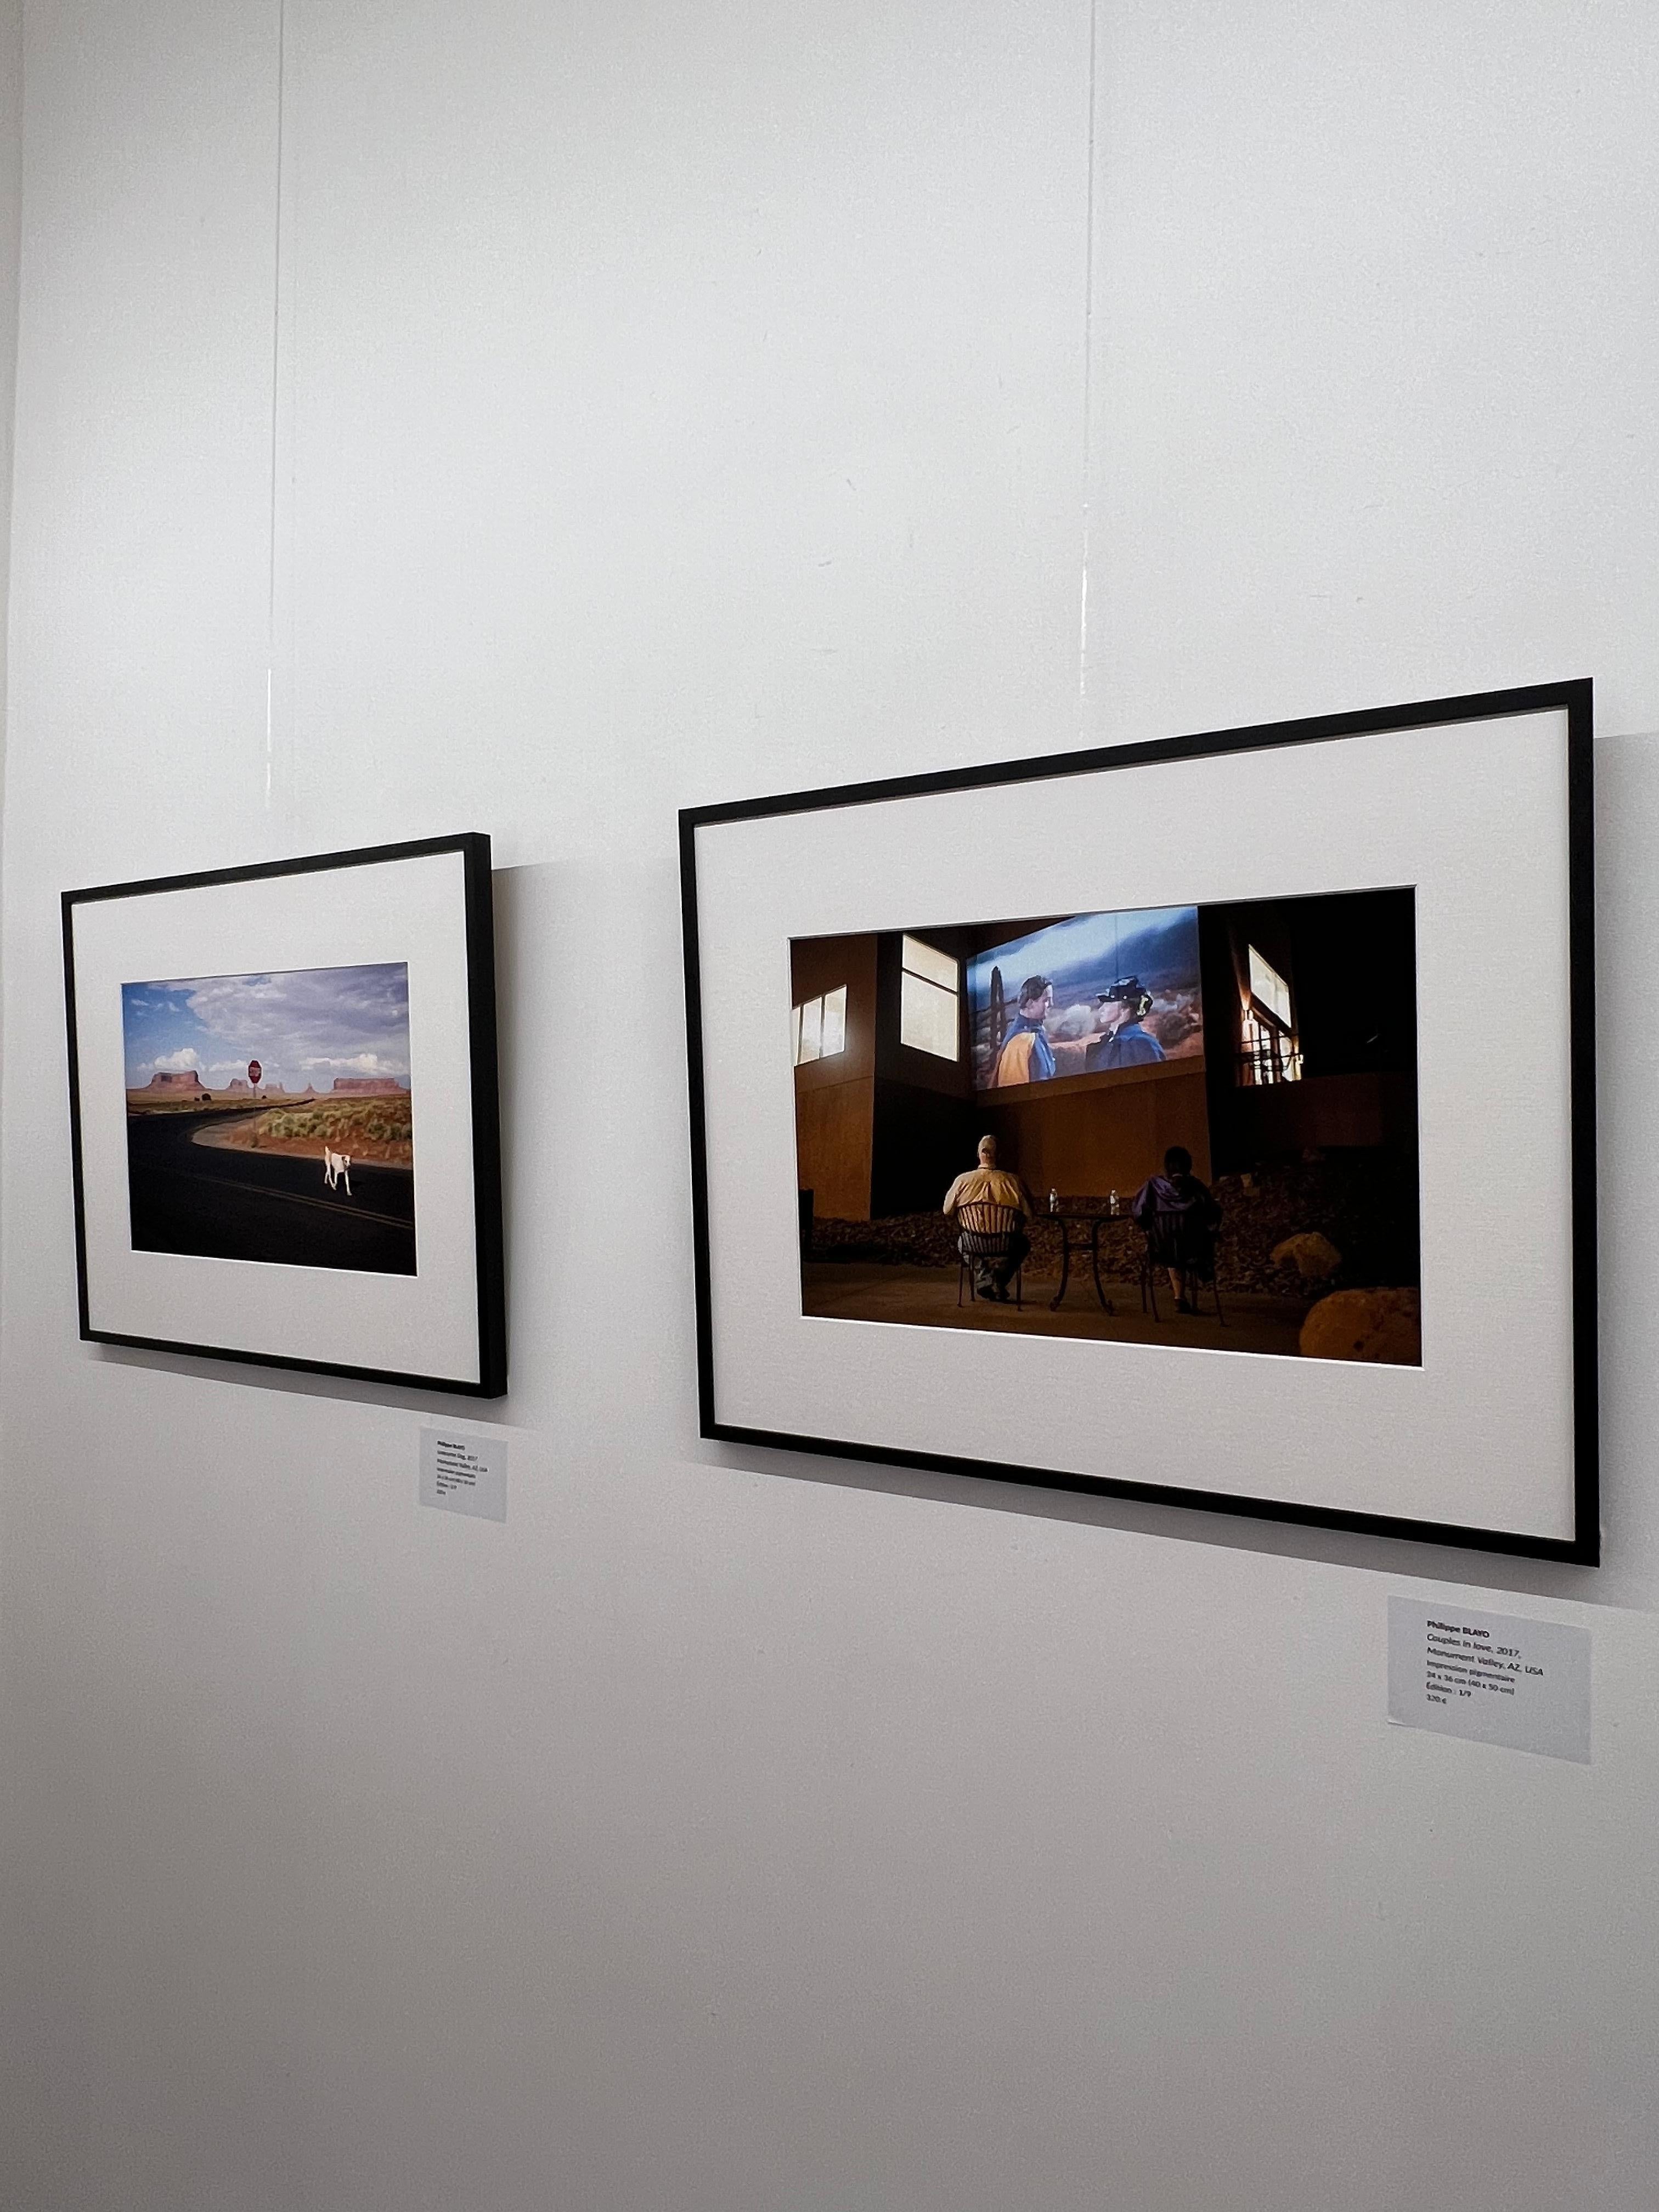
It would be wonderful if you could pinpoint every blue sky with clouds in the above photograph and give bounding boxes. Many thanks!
[966,905,1200,1011]
[122,963,411,1092]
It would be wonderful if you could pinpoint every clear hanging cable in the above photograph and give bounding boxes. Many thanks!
[264,0,287,816]
[1077,0,1099,743]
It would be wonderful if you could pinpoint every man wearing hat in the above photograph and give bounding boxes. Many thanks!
[1086,977,1166,1071]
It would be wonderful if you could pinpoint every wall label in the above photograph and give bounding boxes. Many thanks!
[1387,1597,1589,1762]
[420,1426,508,1522]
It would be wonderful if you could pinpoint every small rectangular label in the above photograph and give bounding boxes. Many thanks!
[420,1426,508,1522]
[1388,1598,1590,1763]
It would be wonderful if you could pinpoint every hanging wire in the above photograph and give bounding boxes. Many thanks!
[1077,0,1099,744]
[264,0,287,811]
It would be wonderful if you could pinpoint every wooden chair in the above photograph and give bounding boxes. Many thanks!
[955,1200,1025,1307]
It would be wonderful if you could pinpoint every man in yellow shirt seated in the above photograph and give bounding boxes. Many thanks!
[943,1135,1034,1301]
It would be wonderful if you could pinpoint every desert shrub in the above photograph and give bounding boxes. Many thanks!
[243,1096,411,1150]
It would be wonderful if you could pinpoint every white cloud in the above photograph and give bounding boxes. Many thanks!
[150,1047,200,1071]
[301,1051,399,1076]
[1049,1001,1100,1041]
[170,964,412,1084]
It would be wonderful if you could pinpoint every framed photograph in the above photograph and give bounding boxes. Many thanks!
[64,833,506,1396]
[681,682,1596,1562]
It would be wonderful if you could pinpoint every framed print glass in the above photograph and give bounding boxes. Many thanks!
[64,833,506,1396]
[680,683,1596,1562]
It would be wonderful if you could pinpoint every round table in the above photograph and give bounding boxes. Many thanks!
[1043,1204,1127,1313]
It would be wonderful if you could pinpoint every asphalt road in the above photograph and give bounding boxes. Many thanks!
[126,1109,417,1276]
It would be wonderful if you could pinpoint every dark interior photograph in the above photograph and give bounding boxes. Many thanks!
[792,889,1421,1364]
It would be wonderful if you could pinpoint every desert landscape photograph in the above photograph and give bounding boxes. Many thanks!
[122,962,417,1275]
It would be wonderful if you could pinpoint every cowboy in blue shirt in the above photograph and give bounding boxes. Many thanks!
[1086,977,1166,1072]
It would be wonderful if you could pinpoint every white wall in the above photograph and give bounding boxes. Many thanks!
[0,0,18,1065]
[4,4,1659,2207]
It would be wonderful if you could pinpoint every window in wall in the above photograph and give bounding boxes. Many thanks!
[1248,946,1292,1028]
[793,984,847,1066]
[1239,945,1302,1085]
[899,935,960,1060]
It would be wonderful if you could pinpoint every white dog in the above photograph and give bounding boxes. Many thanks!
[323,1146,353,1197]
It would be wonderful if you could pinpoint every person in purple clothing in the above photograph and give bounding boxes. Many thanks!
[1131,1145,1222,1313]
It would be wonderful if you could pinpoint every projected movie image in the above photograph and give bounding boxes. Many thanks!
[122,962,417,1277]
[791,890,1421,1365]
[968,905,1203,1090]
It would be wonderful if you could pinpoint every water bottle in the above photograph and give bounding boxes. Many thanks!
[1049,1187,1058,1213]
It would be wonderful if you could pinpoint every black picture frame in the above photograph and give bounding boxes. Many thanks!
[680,681,1597,1564]
[63,832,507,1398]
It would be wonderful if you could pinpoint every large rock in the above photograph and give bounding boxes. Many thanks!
[1300,1288,1421,1365]
[1272,1230,1342,1280]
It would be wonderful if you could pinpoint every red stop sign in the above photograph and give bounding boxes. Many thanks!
[249,1060,263,1086]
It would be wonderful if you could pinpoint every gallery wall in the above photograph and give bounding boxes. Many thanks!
[4,4,1659,2209]
[0,0,16,935]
